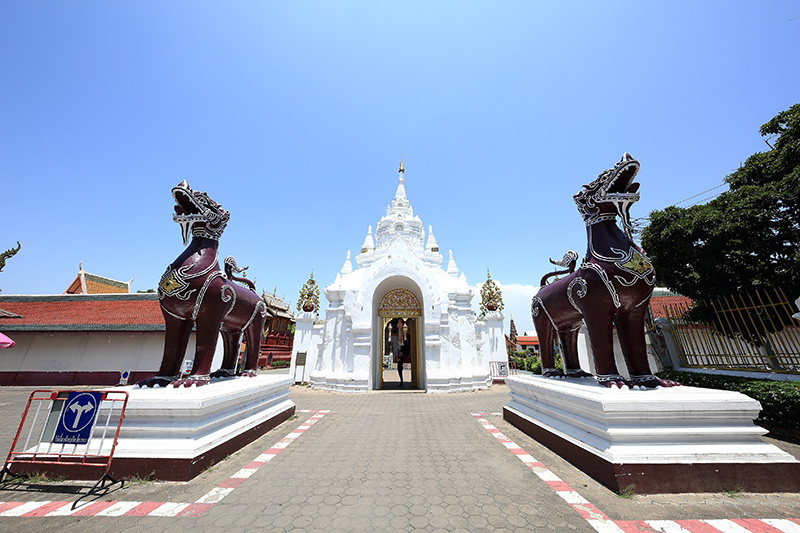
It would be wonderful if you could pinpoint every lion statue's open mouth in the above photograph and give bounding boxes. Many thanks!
[171,180,230,245]
[574,153,641,229]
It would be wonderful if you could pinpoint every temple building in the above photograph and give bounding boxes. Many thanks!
[290,160,506,393]
[64,263,133,294]
[259,291,294,367]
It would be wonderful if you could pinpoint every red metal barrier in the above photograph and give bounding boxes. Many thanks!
[490,361,510,381]
[508,359,518,375]
[0,389,128,503]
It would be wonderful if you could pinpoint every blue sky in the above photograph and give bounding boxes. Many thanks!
[2,2,799,334]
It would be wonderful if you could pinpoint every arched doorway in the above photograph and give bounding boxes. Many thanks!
[377,287,422,389]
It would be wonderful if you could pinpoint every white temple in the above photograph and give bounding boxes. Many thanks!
[290,160,507,393]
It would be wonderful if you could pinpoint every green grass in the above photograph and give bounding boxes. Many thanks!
[123,472,156,487]
[1,472,66,485]
[617,485,636,499]
[725,487,744,498]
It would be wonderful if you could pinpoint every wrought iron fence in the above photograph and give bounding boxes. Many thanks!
[664,287,800,374]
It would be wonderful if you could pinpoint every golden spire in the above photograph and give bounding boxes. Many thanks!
[399,151,404,174]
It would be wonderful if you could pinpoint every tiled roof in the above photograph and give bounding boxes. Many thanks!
[84,274,129,294]
[63,268,131,294]
[0,294,164,332]
[517,335,539,346]
[650,295,692,319]
[262,293,289,312]
[0,307,23,319]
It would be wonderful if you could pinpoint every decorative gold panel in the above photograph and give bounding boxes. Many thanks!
[378,287,422,317]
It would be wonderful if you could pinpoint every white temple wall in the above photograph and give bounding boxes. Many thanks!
[289,312,316,382]
[0,332,164,374]
[436,304,455,371]
[317,308,337,373]
[351,325,371,375]
[479,311,507,368]
[424,321,442,371]
[476,320,488,368]
[0,331,226,386]
[449,292,479,369]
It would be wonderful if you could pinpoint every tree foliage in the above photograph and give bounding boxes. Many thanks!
[642,103,800,335]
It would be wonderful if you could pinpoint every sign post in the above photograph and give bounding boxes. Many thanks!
[53,392,102,445]
[294,351,307,383]
[0,389,128,507]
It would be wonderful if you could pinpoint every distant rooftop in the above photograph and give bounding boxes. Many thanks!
[0,307,24,319]
[0,293,163,332]
[517,335,539,346]
[650,287,692,319]
[64,263,133,295]
[260,291,292,320]
[651,287,686,298]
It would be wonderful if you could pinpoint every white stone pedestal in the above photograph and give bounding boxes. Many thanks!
[107,374,294,480]
[504,374,800,493]
[290,312,320,384]
[479,311,507,383]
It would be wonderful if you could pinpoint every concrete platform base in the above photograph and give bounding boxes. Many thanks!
[504,375,800,494]
[425,372,491,393]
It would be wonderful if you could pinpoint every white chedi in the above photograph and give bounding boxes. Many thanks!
[290,161,506,392]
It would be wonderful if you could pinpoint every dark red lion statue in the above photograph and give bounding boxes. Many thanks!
[137,181,267,388]
[532,154,679,389]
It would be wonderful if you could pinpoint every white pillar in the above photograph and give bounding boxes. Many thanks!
[290,312,317,383]
[483,311,506,368]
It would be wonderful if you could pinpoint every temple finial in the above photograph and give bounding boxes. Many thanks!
[399,151,404,174]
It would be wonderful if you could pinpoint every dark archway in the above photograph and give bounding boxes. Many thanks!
[373,280,424,390]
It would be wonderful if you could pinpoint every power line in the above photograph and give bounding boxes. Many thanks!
[687,190,726,208]
[635,188,760,226]
[673,183,727,206]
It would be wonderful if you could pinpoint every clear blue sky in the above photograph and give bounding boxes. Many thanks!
[2,2,799,334]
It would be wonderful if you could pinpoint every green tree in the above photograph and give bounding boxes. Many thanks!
[642,103,800,336]
[479,269,504,317]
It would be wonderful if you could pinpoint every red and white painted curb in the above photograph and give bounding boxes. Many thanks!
[0,409,329,518]
[472,412,800,533]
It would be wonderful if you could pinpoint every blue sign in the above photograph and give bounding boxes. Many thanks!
[53,392,102,445]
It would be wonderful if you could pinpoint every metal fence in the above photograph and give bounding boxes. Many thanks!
[664,287,800,374]
[1,390,128,482]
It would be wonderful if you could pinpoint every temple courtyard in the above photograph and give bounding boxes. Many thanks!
[0,380,799,532]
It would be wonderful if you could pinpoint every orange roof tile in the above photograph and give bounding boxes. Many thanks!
[517,335,539,346]
[0,294,164,332]
[650,295,692,319]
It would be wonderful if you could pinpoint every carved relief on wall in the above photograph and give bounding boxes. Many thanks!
[378,287,422,317]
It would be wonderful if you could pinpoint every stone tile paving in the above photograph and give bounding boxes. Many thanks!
[0,384,799,532]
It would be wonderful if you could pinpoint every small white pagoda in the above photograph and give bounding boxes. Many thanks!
[290,160,506,392]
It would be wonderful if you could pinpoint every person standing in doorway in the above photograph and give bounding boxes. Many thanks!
[398,343,410,386]
[389,318,402,364]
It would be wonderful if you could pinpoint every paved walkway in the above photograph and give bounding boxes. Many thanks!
[0,383,799,532]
